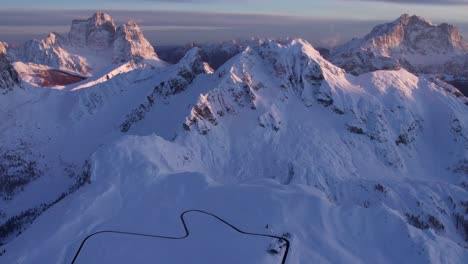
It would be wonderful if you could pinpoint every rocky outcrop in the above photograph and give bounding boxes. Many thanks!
[157,47,213,97]
[68,12,159,62]
[0,42,20,93]
[13,33,90,76]
[330,14,468,77]
[184,95,218,135]
[120,48,212,133]
[68,12,116,50]
[113,21,158,63]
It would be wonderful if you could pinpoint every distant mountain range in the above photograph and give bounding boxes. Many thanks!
[330,14,468,93]
[156,38,331,70]
[5,12,163,87]
[156,14,468,95]
[0,13,467,264]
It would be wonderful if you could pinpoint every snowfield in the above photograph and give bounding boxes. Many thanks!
[0,13,468,264]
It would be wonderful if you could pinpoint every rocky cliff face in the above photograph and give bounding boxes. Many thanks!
[119,47,212,133]
[330,14,468,77]
[113,21,159,63]
[68,12,116,50]
[362,14,467,55]
[0,42,20,93]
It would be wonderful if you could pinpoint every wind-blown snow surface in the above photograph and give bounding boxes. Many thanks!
[1,39,468,263]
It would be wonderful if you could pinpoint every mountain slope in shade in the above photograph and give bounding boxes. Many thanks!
[7,12,161,87]
[330,14,468,78]
[0,39,467,264]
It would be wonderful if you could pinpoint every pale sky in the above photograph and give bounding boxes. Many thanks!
[1,0,467,47]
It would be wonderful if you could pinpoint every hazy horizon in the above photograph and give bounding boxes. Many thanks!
[1,0,468,48]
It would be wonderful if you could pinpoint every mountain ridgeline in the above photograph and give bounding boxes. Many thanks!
[0,12,467,264]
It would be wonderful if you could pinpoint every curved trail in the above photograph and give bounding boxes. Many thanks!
[70,209,290,264]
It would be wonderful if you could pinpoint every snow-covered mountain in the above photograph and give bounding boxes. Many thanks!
[113,21,159,63]
[155,37,334,70]
[0,44,212,250]
[157,37,332,70]
[12,32,90,76]
[0,17,467,264]
[330,14,468,80]
[7,12,161,87]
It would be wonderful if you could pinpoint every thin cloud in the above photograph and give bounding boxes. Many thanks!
[136,0,468,3]
[0,9,467,46]
[347,0,468,5]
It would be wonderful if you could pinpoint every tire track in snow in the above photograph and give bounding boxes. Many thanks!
[70,209,290,264]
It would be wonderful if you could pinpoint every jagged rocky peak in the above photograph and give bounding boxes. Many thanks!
[113,20,158,63]
[0,42,7,54]
[330,14,468,76]
[13,32,91,76]
[0,42,20,91]
[387,14,465,53]
[69,12,117,50]
[21,32,66,50]
[398,13,432,26]
[43,32,65,46]
[362,13,467,54]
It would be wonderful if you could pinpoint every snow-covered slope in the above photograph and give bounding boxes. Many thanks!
[178,39,467,185]
[0,45,210,247]
[330,14,468,78]
[0,38,467,263]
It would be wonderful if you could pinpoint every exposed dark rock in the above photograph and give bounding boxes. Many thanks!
[0,143,43,200]
[428,215,445,231]
[347,125,365,135]
[406,214,430,230]
[374,184,387,193]
[395,134,410,146]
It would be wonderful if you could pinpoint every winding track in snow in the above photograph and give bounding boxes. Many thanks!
[70,209,291,264]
